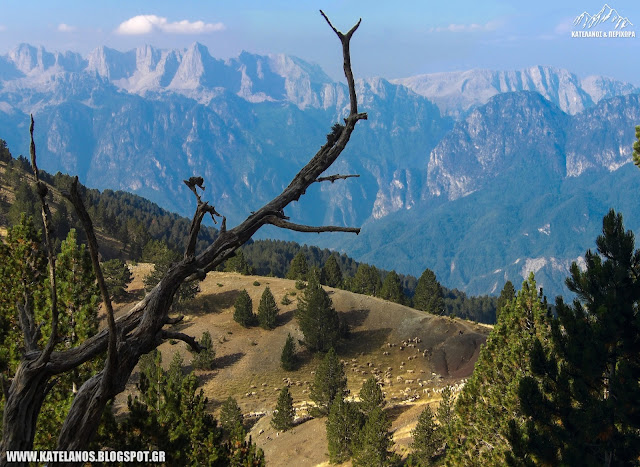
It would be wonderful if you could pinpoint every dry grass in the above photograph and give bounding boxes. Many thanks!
[110,269,489,465]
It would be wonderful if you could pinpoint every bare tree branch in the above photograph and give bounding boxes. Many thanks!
[315,173,360,184]
[28,115,59,365]
[185,200,220,259]
[264,215,360,235]
[320,10,361,115]
[62,176,119,390]
[160,331,203,353]
[165,315,184,325]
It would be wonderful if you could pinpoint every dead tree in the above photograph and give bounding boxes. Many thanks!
[0,11,367,465]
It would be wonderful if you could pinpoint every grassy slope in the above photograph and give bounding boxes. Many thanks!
[118,268,490,465]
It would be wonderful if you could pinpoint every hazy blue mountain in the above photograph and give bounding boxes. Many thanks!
[330,93,640,298]
[1,43,639,298]
[392,66,638,119]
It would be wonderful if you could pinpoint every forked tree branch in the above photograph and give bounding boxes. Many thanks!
[320,10,361,115]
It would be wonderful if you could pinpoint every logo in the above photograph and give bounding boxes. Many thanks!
[571,4,635,38]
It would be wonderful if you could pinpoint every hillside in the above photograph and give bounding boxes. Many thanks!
[119,268,490,465]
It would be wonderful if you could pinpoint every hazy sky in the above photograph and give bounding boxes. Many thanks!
[1,1,639,84]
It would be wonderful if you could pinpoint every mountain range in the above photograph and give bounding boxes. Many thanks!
[1,42,639,298]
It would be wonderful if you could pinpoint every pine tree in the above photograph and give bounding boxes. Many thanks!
[116,350,265,465]
[286,251,308,281]
[321,254,343,288]
[411,404,441,465]
[380,270,406,304]
[496,280,515,321]
[326,398,364,463]
[446,274,552,465]
[271,386,295,431]
[101,258,132,301]
[0,138,11,162]
[224,249,252,275]
[296,274,341,352]
[257,286,278,330]
[413,268,445,315]
[510,210,640,466]
[310,348,347,415]
[54,229,100,346]
[0,223,103,449]
[352,407,394,467]
[0,215,47,375]
[280,333,297,371]
[233,289,255,327]
[190,331,216,370]
[437,385,455,446]
[359,376,385,417]
[352,263,382,296]
[219,396,245,442]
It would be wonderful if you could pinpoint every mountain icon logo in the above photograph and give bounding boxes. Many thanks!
[573,4,633,29]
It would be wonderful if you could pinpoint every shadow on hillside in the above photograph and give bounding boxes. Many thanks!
[213,352,245,370]
[341,308,369,328]
[277,309,295,326]
[196,369,219,386]
[338,328,393,357]
[188,290,241,315]
[385,404,413,424]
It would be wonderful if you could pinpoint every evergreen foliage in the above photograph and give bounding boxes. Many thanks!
[443,288,498,324]
[271,387,295,432]
[223,249,253,275]
[190,331,216,370]
[496,280,516,321]
[633,125,640,168]
[0,215,48,375]
[437,385,455,446]
[219,396,245,442]
[0,218,102,449]
[101,258,132,301]
[257,287,278,330]
[321,254,343,288]
[446,274,552,465]
[413,268,445,315]
[280,333,297,371]
[509,210,640,465]
[113,351,264,465]
[352,263,382,296]
[286,251,309,281]
[411,404,441,465]
[296,274,341,352]
[380,270,406,304]
[352,407,395,467]
[0,139,11,162]
[310,348,347,415]
[233,290,255,327]
[359,376,385,417]
[326,398,365,463]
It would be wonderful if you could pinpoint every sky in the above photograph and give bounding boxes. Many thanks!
[1,1,639,84]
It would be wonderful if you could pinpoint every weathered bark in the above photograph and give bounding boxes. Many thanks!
[0,11,366,466]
